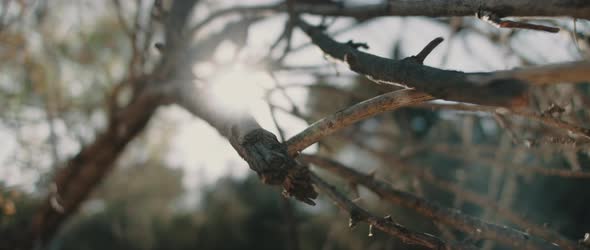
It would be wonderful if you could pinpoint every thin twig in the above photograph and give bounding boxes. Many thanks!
[350,142,579,249]
[414,102,590,140]
[427,145,590,179]
[300,155,565,250]
[310,173,475,250]
[476,10,560,33]
[286,90,433,155]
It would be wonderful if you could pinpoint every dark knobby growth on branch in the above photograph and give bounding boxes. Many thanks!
[235,129,317,205]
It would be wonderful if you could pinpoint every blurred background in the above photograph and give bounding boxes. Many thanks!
[1,0,590,249]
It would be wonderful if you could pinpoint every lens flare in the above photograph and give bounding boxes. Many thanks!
[206,64,271,114]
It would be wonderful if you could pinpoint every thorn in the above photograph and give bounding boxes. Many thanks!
[346,40,369,50]
[351,197,362,203]
[154,43,166,52]
[367,168,377,178]
[407,37,444,64]
[580,233,590,247]
[302,197,316,206]
[384,215,393,222]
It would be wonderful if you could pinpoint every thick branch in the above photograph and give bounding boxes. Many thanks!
[300,155,565,250]
[30,85,162,246]
[26,2,202,246]
[171,81,317,205]
[296,1,590,19]
[296,18,533,107]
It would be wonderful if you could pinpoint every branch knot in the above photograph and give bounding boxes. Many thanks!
[240,129,317,205]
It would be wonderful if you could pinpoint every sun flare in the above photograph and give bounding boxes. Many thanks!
[196,63,272,114]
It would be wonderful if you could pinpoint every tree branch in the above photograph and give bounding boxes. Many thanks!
[170,78,318,205]
[286,89,433,155]
[351,143,579,250]
[295,18,532,107]
[293,1,590,19]
[476,61,590,85]
[300,155,568,250]
[414,102,590,140]
[310,173,477,250]
[30,84,163,246]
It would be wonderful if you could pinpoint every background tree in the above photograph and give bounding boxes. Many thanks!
[0,0,590,249]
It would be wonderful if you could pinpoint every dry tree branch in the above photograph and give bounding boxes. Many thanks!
[295,18,590,107]
[310,173,477,250]
[30,85,163,246]
[170,76,318,204]
[25,1,590,248]
[293,1,590,19]
[479,61,590,85]
[286,89,433,155]
[476,10,560,33]
[427,145,590,178]
[295,18,529,107]
[300,155,571,250]
[25,1,201,247]
[349,143,578,249]
[414,102,590,140]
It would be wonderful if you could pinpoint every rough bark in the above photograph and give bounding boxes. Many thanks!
[295,0,590,19]
[28,85,163,247]
[172,82,318,205]
[310,173,478,250]
[300,155,568,250]
[287,89,433,155]
[296,19,590,108]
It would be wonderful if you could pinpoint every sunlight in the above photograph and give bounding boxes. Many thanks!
[206,64,272,114]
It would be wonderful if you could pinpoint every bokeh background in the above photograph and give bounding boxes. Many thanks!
[1,0,590,249]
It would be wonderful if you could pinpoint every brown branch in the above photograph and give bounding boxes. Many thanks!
[352,144,579,250]
[476,10,560,33]
[410,37,445,64]
[475,61,590,85]
[286,89,433,155]
[292,1,590,19]
[25,2,202,247]
[170,80,317,205]
[30,85,163,247]
[300,155,567,250]
[414,102,590,140]
[428,145,590,179]
[310,173,476,250]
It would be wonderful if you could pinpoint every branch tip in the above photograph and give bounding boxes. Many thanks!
[346,40,369,50]
[411,37,444,64]
[476,9,559,33]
